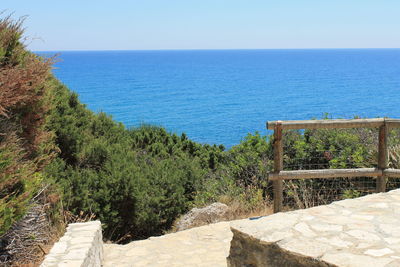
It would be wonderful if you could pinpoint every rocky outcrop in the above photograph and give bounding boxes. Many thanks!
[175,202,230,231]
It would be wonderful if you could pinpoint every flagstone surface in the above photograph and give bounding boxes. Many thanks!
[228,189,400,267]
[102,189,400,267]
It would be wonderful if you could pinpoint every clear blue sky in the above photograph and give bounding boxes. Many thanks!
[3,0,400,51]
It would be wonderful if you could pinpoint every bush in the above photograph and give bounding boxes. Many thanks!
[4,14,400,245]
[44,80,217,241]
[0,15,54,236]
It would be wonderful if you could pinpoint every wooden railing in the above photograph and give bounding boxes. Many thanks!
[267,118,400,213]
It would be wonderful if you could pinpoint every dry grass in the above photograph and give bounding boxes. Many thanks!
[0,202,64,267]
[221,198,273,221]
[1,206,98,266]
[170,197,273,234]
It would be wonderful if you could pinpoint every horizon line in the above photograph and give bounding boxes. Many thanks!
[33,47,400,53]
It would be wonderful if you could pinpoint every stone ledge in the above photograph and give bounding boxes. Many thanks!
[41,221,103,267]
[227,189,400,267]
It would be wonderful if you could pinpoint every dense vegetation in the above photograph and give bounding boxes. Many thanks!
[44,80,226,240]
[0,15,55,236]
[1,15,400,250]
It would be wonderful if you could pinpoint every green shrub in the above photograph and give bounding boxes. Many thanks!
[0,15,54,236]
[4,14,399,244]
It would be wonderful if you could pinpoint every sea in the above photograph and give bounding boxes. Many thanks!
[39,49,400,148]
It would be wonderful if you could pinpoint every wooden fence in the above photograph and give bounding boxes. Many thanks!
[267,118,400,213]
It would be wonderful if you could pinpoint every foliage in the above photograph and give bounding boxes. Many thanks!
[35,76,400,240]
[0,15,54,236]
[0,133,40,235]
[342,189,361,199]
[193,132,272,214]
[44,80,219,241]
[3,14,400,246]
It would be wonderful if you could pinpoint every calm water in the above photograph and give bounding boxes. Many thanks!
[40,49,400,147]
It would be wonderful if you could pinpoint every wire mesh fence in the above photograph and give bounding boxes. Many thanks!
[273,125,400,211]
[387,128,400,192]
[282,177,377,210]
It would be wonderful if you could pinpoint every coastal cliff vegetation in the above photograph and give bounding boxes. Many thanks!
[1,15,400,265]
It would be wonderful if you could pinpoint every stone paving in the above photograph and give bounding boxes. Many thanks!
[228,189,400,267]
[103,221,232,267]
[103,189,400,267]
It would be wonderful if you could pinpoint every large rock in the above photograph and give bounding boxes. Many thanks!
[175,203,230,231]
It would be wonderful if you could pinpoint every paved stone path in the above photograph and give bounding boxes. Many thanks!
[103,189,400,267]
[229,189,400,267]
[103,221,232,267]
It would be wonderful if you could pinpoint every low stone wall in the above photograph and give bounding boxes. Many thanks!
[41,221,103,267]
[227,189,400,267]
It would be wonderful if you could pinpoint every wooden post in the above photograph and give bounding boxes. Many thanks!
[273,122,283,213]
[377,122,388,192]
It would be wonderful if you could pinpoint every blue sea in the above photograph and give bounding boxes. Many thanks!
[40,49,400,147]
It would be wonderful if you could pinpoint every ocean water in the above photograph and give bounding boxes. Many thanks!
[41,49,400,147]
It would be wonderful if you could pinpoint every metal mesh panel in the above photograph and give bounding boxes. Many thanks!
[271,125,400,211]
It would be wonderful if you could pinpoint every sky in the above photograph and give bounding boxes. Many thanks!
[2,0,400,51]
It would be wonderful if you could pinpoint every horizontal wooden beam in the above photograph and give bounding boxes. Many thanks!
[267,118,386,130]
[384,168,400,178]
[268,168,382,181]
[385,119,400,129]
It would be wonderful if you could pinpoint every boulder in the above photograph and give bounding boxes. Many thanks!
[175,202,230,231]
